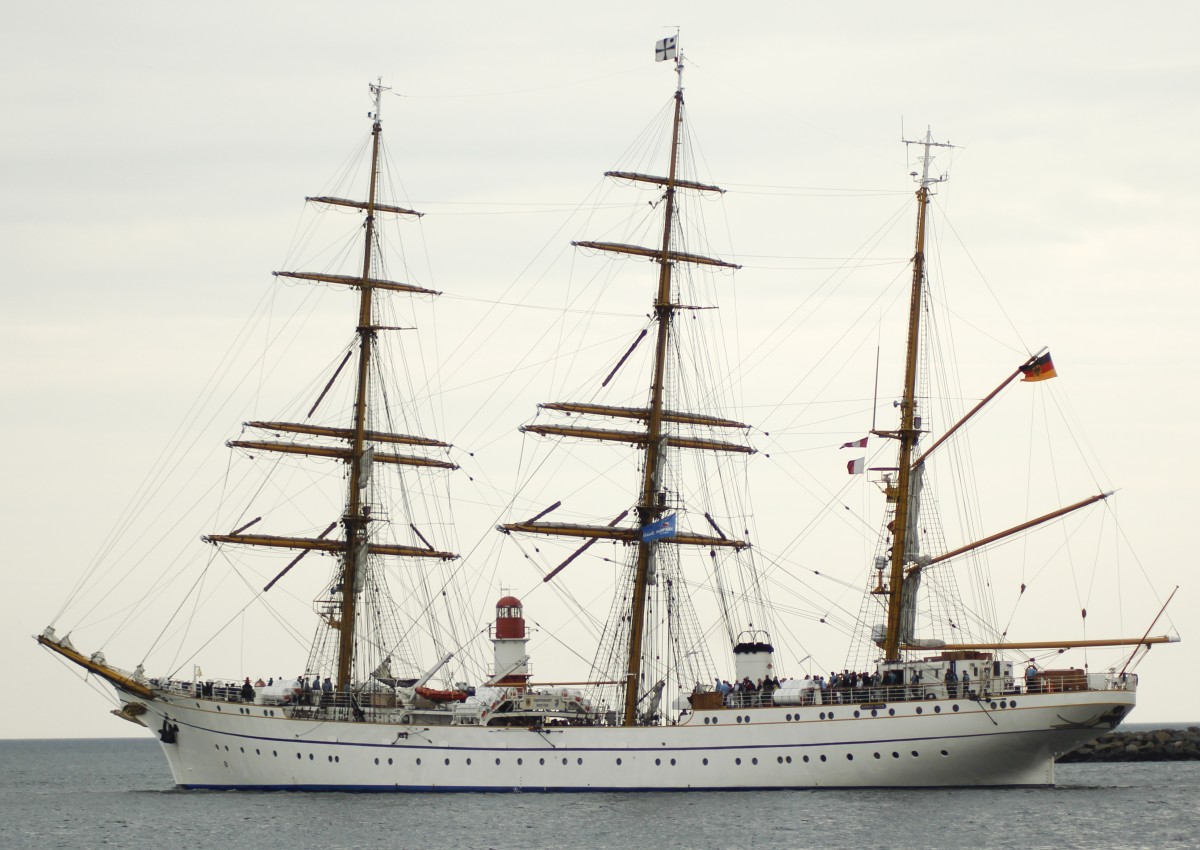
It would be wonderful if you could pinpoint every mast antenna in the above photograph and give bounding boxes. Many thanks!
[903,127,955,190]
[369,77,390,122]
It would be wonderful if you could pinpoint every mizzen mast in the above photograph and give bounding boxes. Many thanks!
[878,128,953,662]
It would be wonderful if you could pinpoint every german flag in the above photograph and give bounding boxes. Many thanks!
[1020,352,1057,382]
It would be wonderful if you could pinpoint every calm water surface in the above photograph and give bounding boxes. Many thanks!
[1,737,1197,850]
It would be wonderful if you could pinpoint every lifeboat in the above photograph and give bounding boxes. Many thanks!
[414,686,468,703]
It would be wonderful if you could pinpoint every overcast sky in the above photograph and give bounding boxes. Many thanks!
[5,2,1197,738]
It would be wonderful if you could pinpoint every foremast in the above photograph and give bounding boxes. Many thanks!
[204,80,457,694]
[501,44,749,726]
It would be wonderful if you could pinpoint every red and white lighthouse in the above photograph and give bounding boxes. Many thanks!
[491,595,530,686]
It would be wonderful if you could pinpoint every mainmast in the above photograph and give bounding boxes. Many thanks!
[621,50,687,727]
[500,40,749,725]
[879,129,952,661]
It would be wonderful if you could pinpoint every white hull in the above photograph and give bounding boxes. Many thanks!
[127,688,1132,790]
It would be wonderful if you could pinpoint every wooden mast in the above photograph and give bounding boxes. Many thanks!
[880,129,951,662]
[620,52,687,727]
[335,79,387,693]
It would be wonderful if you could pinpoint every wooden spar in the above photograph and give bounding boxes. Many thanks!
[501,520,746,549]
[307,349,354,419]
[306,195,423,217]
[37,636,154,700]
[603,329,648,387]
[538,402,747,429]
[227,439,458,469]
[519,424,754,453]
[604,171,724,194]
[921,492,1111,569]
[524,501,562,524]
[900,635,1177,651]
[204,531,456,560]
[572,240,740,269]
[543,510,630,583]
[1120,586,1179,676]
[263,522,338,592]
[244,421,450,448]
[273,271,441,296]
[911,350,1046,468]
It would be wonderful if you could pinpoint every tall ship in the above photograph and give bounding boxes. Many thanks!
[39,50,1175,790]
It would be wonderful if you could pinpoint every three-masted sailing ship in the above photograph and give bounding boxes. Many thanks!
[40,50,1174,790]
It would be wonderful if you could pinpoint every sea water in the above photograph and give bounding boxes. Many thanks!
[1,737,1197,850]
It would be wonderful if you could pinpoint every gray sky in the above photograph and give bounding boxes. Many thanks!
[5,2,1197,738]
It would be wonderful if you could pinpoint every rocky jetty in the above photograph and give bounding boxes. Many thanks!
[1057,727,1200,762]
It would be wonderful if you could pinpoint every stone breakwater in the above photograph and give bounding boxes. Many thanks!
[1057,727,1200,762]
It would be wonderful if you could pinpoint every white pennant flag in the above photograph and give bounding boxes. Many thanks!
[655,36,677,62]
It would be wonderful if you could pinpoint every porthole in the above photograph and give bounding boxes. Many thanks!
[735,757,742,765]
[916,707,923,714]
[785,756,792,764]
[517,758,523,765]
[819,712,826,720]
[255,749,260,756]
[990,701,998,709]
[751,757,758,765]
[704,717,710,724]
[736,716,743,724]
[669,758,676,766]
[444,758,450,766]
[892,752,900,759]
[655,758,662,766]
[217,706,222,712]
[239,747,245,754]
[466,758,472,766]
[334,756,340,763]
[934,705,941,713]
[888,708,895,716]
[940,750,949,756]
[786,713,793,721]
[539,758,545,766]
[224,745,229,751]
[1010,700,1018,708]
[874,752,881,759]
[871,709,878,717]
[853,710,860,718]
[743,715,750,723]
[712,717,719,724]
[846,754,854,761]
[803,755,810,763]
[272,751,277,757]
[214,744,220,751]
[777,756,784,764]
[561,758,568,766]
[911,751,919,757]
[819,755,827,762]
[1000,700,1008,709]
[328,755,333,763]
[952,704,960,712]
[829,712,835,719]
[616,758,622,765]
[703,758,709,766]
[374,758,380,765]
[309,754,314,761]
[578,758,584,765]
[495,758,502,766]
